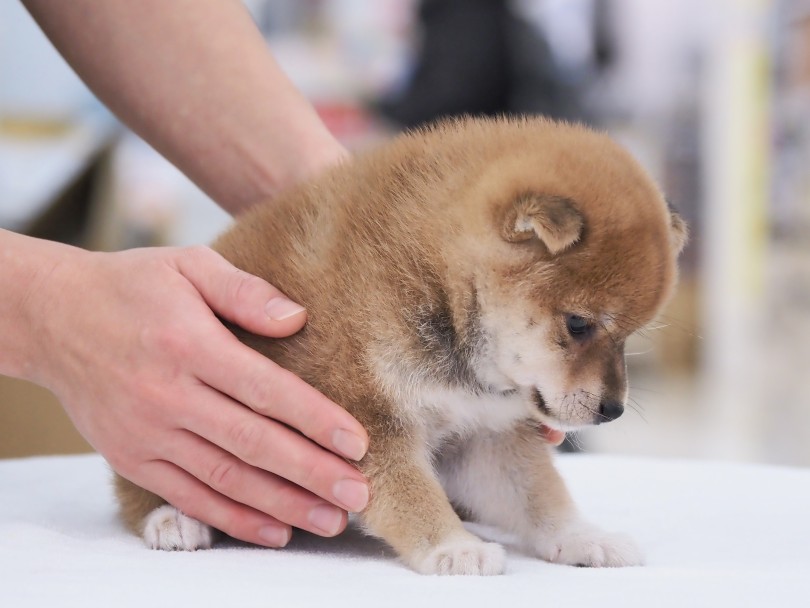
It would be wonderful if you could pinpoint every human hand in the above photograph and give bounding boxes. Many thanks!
[23,243,369,547]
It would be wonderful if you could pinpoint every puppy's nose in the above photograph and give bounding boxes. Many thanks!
[597,400,624,423]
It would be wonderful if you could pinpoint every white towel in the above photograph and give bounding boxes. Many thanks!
[2,453,808,608]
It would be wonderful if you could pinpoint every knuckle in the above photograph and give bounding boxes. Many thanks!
[207,457,241,492]
[242,368,279,413]
[229,270,265,318]
[139,322,188,357]
[130,381,183,429]
[229,420,263,463]
[231,269,257,301]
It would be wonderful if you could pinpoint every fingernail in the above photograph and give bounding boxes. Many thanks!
[265,297,306,321]
[308,504,344,536]
[333,478,369,513]
[258,525,290,547]
[332,428,367,461]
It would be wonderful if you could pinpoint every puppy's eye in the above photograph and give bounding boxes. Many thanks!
[566,314,593,337]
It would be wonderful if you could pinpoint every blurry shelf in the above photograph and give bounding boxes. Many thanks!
[0,111,119,232]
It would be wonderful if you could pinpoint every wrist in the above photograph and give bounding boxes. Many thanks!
[0,230,87,383]
[233,123,349,216]
[289,131,350,188]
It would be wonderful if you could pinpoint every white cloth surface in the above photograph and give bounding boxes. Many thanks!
[1,453,808,607]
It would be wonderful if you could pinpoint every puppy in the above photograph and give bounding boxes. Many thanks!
[115,117,686,575]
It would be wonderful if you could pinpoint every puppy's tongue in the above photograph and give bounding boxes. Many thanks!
[539,425,566,446]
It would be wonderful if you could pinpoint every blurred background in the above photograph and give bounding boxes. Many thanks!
[1,0,808,467]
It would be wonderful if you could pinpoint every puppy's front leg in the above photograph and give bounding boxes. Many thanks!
[438,421,643,567]
[358,426,505,575]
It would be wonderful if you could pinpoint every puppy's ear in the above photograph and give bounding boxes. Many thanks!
[501,194,583,255]
[668,207,689,254]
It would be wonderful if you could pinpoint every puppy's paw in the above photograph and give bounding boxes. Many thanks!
[535,521,643,568]
[142,505,214,551]
[409,534,506,576]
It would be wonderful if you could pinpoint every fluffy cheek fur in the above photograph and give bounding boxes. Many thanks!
[477,301,618,429]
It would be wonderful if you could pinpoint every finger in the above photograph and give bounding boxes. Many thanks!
[174,246,307,338]
[138,459,292,548]
[194,330,369,462]
[181,388,369,514]
[167,430,350,537]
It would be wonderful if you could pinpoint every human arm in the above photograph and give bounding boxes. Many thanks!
[22,0,347,214]
[10,0,372,546]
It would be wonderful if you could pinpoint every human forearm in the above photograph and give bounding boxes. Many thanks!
[0,230,91,383]
[23,0,347,214]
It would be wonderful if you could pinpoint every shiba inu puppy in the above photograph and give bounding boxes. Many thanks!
[115,117,686,575]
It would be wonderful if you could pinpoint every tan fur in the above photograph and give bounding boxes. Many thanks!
[115,474,167,536]
[115,117,684,573]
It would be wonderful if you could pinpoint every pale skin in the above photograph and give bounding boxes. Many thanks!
[3,0,563,548]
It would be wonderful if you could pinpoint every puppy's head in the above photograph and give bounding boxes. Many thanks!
[456,121,687,430]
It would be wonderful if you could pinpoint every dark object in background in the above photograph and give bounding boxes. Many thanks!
[380,0,605,454]
[378,0,586,128]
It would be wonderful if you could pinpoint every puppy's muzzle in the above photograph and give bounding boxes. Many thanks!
[596,399,624,424]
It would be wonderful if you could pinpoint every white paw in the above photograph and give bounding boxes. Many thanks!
[410,534,506,575]
[142,505,214,551]
[535,521,643,567]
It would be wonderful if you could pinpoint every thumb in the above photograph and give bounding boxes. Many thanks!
[175,246,307,338]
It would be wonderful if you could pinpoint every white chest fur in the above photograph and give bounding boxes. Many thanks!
[412,385,536,446]
[370,343,538,445]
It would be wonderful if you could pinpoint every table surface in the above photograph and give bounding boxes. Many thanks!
[1,453,809,608]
